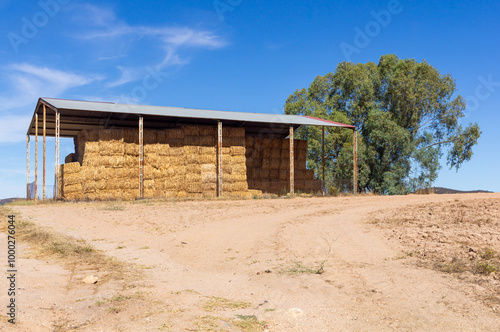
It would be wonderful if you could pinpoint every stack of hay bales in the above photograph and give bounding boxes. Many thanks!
[221,127,249,198]
[245,137,321,195]
[59,162,83,200]
[58,125,253,201]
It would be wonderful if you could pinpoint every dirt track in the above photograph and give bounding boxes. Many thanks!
[1,193,499,331]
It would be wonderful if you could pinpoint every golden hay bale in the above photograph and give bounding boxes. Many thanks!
[202,172,217,184]
[98,129,114,141]
[64,183,82,194]
[164,190,177,199]
[221,147,231,155]
[143,130,157,144]
[62,162,81,174]
[222,165,232,174]
[99,141,125,156]
[143,188,156,199]
[169,147,184,156]
[166,128,184,140]
[158,144,170,156]
[184,135,201,146]
[123,129,139,143]
[203,182,217,191]
[186,182,203,193]
[65,193,84,201]
[221,155,232,165]
[84,193,97,201]
[124,155,139,167]
[199,154,216,164]
[270,158,281,169]
[186,173,202,183]
[144,179,156,190]
[114,168,138,179]
[83,141,100,154]
[176,191,188,198]
[202,164,216,173]
[64,172,82,186]
[199,136,215,146]
[95,180,107,190]
[100,155,125,168]
[144,143,159,154]
[186,163,202,173]
[124,143,138,156]
[82,155,100,167]
[144,153,160,168]
[160,167,175,178]
[270,169,279,179]
[232,164,246,174]
[203,191,217,199]
[200,146,216,155]
[230,155,246,165]
[232,181,248,191]
[221,182,232,192]
[230,146,246,156]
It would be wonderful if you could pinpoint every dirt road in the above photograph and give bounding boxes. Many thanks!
[1,193,499,331]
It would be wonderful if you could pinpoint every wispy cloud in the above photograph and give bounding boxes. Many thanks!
[0,64,99,111]
[0,115,31,143]
[70,4,227,87]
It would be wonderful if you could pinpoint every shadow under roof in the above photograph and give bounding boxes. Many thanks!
[27,98,355,138]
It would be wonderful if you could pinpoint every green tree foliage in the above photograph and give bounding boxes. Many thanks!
[284,54,481,194]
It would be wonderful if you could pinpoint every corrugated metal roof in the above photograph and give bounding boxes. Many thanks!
[27,98,355,137]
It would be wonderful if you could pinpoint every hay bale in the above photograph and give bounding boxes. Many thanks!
[297,148,307,161]
[232,164,246,174]
[280,149,290,159]
[65,153,77,163]
[262,159,271,170]
[99,141,125,156]
[251,158,262,168]
[270,169,279,179]
[245,136,254,147]
[203,183,217,191]
[279,169,288,180]
[176,191,188,198]
[183,126,200,136]
[231,155,246,165]
[158,144,170,156]
[262,148,272,160]
[123,129,139,143]
[203,191,217,198]
[199,126,215,136]
[186,182,203,193]
[305,170,315,180]
[185,135,201,146]
[230,146,246,156]
[78,129,99,142]
[222,127,245,138]
[64,183,82,194]
[156,131,167,144]
[145,153,160,168]
[114,168,138,179]
[161,167,175,178]
[271,139,281,149]
[169,147,184,156]
[64,172,82,186]
[280,159,290,170]
[232,181,248,191]
[169,157,185,167]
[270,158,281,169]
[199,136,215,146]
[166,128,184,140]
[296,140,308,150]
[144,143,159,154]
[143,130,157,144]
[63,162,81,174]
[124,143,139,156]
[294,180,306,190]
[199,154,216,164]
[202,172,217,184]
[259,169,270,178]
[124,155,139,167]
[83,141,100,154]
[100,155,125,168]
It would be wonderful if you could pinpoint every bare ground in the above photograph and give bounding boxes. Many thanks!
[1,193,499,331]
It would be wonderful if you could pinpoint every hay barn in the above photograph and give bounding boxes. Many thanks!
[26,98,357,201]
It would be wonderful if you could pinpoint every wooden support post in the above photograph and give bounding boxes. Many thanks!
[54,111,60,199]
[289,126,294,197]
[139,116,144,199]
[322,126,325,196]
[217,121,223,198]
[353,129,358,195]
[43,104,46,200]
[26,135,30,200]
[35,113,38,202]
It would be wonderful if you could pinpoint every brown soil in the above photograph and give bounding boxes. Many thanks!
[1,193,499,331]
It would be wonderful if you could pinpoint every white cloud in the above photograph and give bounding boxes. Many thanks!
[0,64,98,112]
[71,5,227,87]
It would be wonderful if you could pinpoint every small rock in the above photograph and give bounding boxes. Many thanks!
[82,275,98,284]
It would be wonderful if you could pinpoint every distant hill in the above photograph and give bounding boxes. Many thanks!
[0,198,20,206]
[413,187,494,195]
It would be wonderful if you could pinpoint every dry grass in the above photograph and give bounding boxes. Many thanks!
[0,207,131,283]
[279,261,325,275]
[203,296,251,312]
[373,198,500,310]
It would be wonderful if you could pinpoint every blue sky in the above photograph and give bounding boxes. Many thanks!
[0,0,499,199]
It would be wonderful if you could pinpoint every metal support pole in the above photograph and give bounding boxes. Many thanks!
[26,135,30,200]
[139,116,144,199]
[217,121,223,198]
[35,113,38,202]
[289,126,294,197]
[43,104,46,200]
[322,126,325,196]
[54,111,60,199]
[353,129,358,195]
